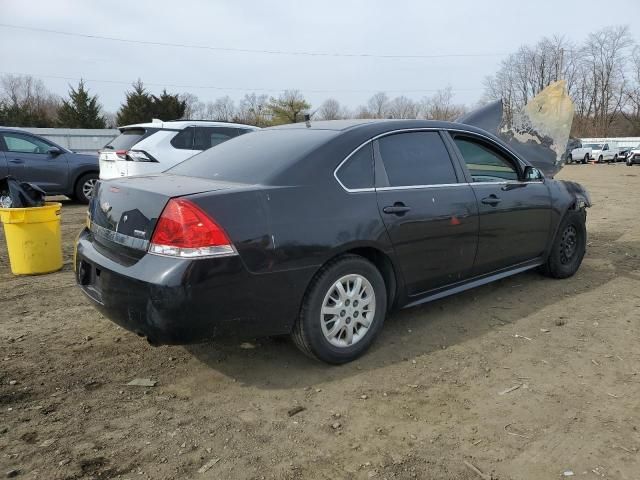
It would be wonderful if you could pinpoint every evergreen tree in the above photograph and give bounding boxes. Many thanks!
[57,80,106,128]
[116,80,153,125]
[151,90,186,121]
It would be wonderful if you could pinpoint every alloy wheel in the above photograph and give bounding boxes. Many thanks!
[320,274,376,348]
[83,178,97,199]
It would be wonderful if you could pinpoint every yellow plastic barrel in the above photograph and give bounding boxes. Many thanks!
[0,202,63,275]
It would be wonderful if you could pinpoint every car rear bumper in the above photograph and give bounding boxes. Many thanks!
[74,228,311,345]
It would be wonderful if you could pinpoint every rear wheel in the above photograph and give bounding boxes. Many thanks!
[292,255,387,364]
[567,154,573,164]
[74,173,98,204]
[598,155,603,163]
[540,210,586,279]
[582,154,589,164]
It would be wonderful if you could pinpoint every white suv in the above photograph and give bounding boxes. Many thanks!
[99,120,259,179]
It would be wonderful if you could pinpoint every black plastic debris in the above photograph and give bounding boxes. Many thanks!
[0,176,46,208]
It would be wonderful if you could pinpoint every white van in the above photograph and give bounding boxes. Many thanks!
[99,120,259,179]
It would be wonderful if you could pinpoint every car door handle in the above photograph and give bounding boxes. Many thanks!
[9,159,24,164]
[481,194,502,206]
[383,203,411,215]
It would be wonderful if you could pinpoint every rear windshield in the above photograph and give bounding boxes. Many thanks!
[104,128,150,150]
[168,129,337,184]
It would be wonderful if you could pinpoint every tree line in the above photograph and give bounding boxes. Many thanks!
[0,24,638,136]
[484,25,640,137]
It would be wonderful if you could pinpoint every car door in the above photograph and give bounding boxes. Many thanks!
[1,131,69,193]
[448,132,551,276]
[374,131,479,296]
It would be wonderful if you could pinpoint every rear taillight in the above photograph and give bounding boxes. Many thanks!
[149,198,235,258]
[115,149,128,160]
[127,150,157,162]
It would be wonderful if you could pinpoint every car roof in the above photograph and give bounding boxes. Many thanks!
[267,118,482,133]
[119,120,260,131]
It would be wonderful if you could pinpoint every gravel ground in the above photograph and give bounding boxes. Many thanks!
[1,164,639,480]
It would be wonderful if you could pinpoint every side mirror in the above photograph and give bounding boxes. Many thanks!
[524,166,544,181]
[47,147,62,156]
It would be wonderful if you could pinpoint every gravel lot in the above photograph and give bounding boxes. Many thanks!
[1,164,639,480]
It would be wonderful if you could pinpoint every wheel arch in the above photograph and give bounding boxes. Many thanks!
[71,169,99,196]
[304,245,402,314]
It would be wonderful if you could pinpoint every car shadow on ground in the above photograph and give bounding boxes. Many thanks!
[185,229,639,390]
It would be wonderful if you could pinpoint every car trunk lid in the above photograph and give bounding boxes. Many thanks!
[88,174,240,253]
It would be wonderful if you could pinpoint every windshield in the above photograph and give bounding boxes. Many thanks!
[583,143,603,149]
[169,128,337,184]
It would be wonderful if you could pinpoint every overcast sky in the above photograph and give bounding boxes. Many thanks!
[1,0,639,114]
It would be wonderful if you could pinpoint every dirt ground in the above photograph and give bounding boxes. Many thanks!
[1,164,639,480]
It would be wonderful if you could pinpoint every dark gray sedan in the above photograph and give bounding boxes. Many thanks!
[0,128,99,203]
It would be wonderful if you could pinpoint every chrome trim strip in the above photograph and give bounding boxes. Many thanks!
[90,222,149,251]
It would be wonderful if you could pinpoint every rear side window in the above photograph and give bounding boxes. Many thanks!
[170,127,195,150]
[377,132,457,187]
[193,127,238,150]
[453,137,518,181]
[105,128,148,150]
[336,143,374,190]
[169,129,337,184]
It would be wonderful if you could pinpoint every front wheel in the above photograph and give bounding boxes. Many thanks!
[582,154,589,164]
[74,173,98,204]
[540,210,587,279]
[292,255,387,364]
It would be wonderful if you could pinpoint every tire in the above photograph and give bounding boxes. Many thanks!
[292,255,387,364]
[582,154,589,164]
[627,161,633,166]
[613,154,618,162]
[567,154,573,164]
[598,155,603,163]
[540,210,587,279]
[74,173,98,204]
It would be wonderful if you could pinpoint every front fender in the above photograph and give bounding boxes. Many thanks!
[545,179,591,254]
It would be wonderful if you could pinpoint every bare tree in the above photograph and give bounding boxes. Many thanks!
[483,26,636,136]
[235,93,270,126]
[623,45,640,133]
[421,86,467,121]
[367,92,389,118]
[387,96,419,119]
[317,98,342,120]
[180,93,205,119]
[0,74,60,126]
[209,96,236,121]
[581,25,633,135]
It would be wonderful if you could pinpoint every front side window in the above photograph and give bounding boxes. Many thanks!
[377,132,457,187]
[170,127,195,150]
[193,127,238,150]
[453,136,518,182]
[336,143,374,190]
[3,133,51,154]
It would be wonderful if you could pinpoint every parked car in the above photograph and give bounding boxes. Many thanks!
[626,144,640,166]
[588,142,619,163]
[0,127,99,203]
[99,120,259,180]
[567,142,592,164]
[618,146,631,162]
[75,119,591,364]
